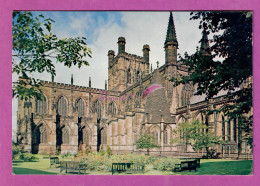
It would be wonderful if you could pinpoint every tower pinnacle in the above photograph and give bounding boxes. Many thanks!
[164,12,178,47]
[200,29,210,55]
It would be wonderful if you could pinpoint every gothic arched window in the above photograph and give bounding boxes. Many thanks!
[62,129,69,144]
[108,102,117,117]
[163,130,168,145]
[181,83,192,106]
[39,126,47,143]
[76,98,85,117]
[127,68,131,84]
[227,119,231,141]
[57,96,67,115]
[36,95,47,114]
[93,100,102,119]
[152,130,159,145]
[101,128,107,144]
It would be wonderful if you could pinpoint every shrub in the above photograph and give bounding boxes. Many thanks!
[153,158,180,171]
[105,146,112,157]
[202,149,220,159]
[18,153,38,162]
[99,145,105,156]
[84,144,92,154]
[12,142,22,160]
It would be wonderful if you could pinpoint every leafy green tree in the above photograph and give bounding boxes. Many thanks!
[12,11,92,100]
[172,120,223,157]
[136,134,159,155]
[172,11,253,150]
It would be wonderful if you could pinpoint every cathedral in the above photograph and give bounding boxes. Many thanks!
[16,12,252,158]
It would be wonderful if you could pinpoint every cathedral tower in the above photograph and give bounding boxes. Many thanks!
[164,12,179,114]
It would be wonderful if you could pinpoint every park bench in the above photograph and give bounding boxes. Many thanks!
[112,163,145,175]
[50,157,60,168]
[173,160,197,172]
[180,158,200,168]
[60,161,87,174]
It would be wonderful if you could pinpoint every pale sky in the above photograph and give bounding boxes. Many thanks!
[12,11,203,133]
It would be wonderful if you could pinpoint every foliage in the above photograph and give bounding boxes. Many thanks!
[171,11,253,149]
[136,134,159,155]
[172,120,223,154]
[105,145,112,157]
[12,142,23,160]
[153,158,181,171]
[12,143,38,162]
[19,153,39,162]
[12,11,92,100]
[202,149,221,159]
[98,145,105,156]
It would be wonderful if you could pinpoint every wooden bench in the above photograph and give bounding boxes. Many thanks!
[173,160,197,172]
[180,158,200,168]
[112,163,145,175]
[60,161,87,174]
[50,157,60,168]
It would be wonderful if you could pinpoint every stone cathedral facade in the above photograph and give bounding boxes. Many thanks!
[16,12,252,158]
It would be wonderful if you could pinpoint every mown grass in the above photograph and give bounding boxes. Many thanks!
[12,155,253,175]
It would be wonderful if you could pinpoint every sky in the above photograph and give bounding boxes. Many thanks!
[12,11,203,134]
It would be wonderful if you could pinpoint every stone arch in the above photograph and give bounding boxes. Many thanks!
[32,122,49,154]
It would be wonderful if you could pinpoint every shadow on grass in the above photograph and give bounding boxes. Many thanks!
[13,167,58,175]
[180,160,253,175]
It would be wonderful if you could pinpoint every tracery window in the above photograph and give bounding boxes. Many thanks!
[101,128,107,144]
[152,130,159,145]
[163,130,168,145]
[108,102,117,117]
[39,126,47,143]
[76,98,85,117]
[36,95,47,114]
[93,100,102,119]
[181,83,192,106]
[227,119,231,141]
[62,129,69,144]
[57,96,67,115]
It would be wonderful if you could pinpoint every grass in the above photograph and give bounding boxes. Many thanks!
[12,155,253,175]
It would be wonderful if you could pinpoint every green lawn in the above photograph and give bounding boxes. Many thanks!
[12,156,253,175]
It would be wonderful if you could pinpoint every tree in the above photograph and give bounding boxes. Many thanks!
[12,11,92,100]
[171,11,253,150]
[136,134,159,155]
[172,120,223,158]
